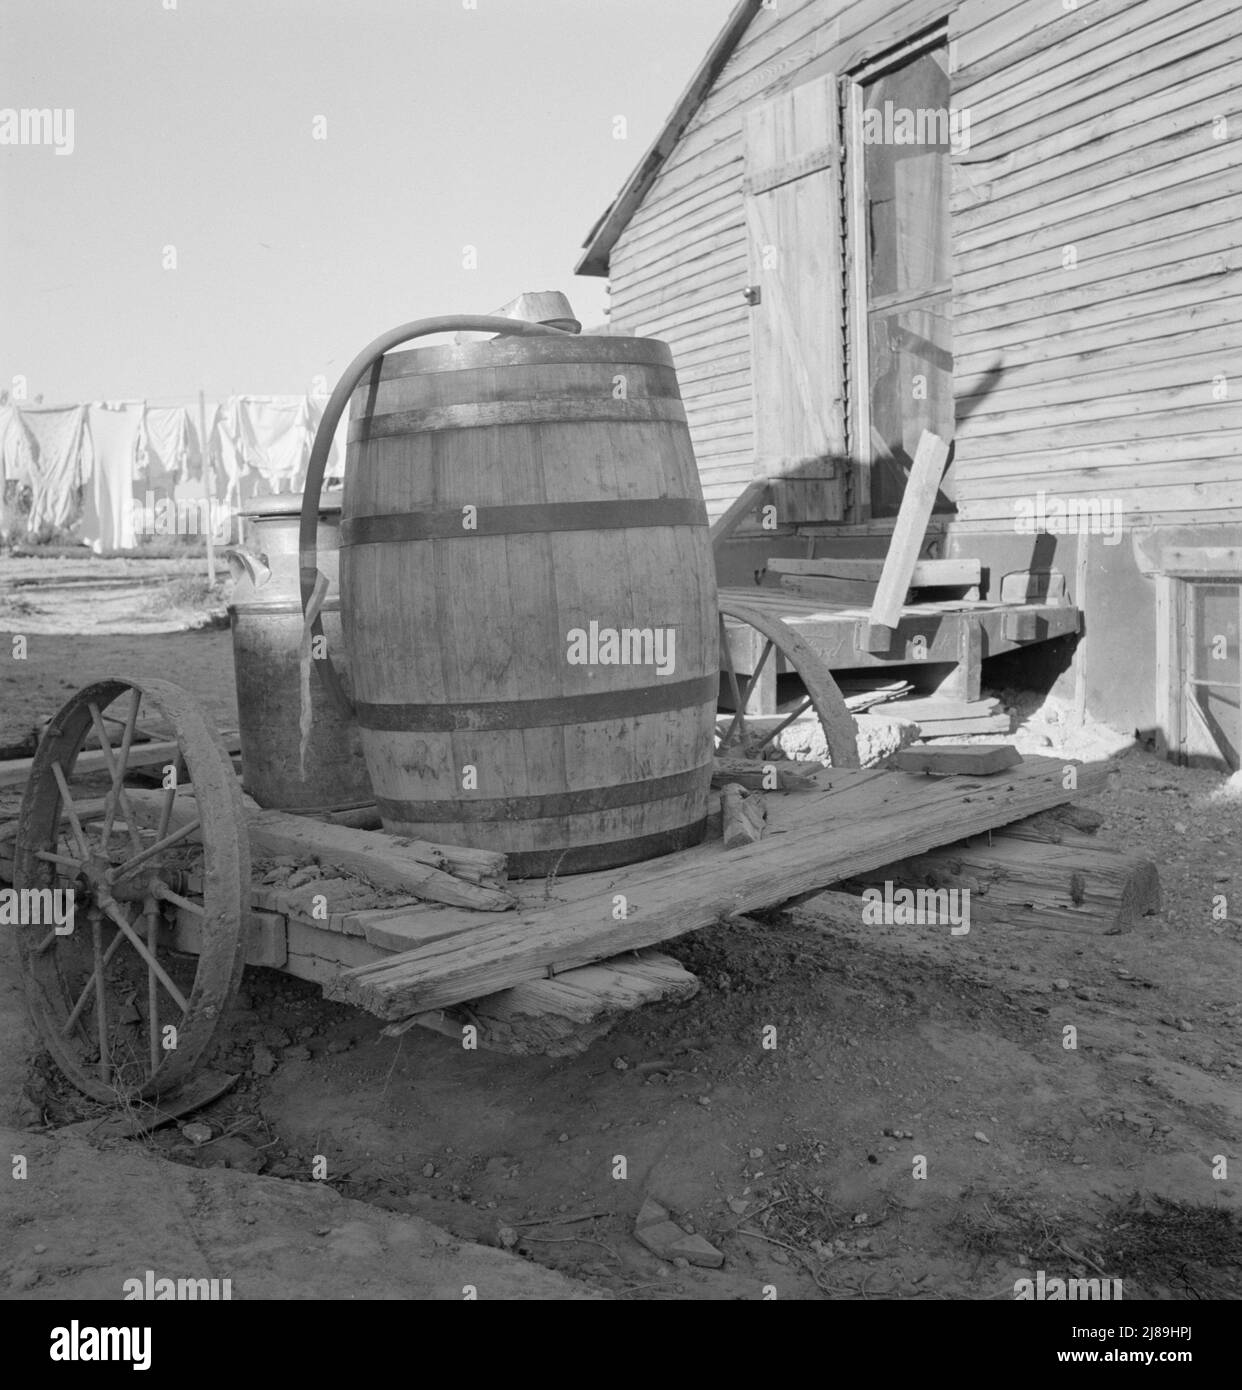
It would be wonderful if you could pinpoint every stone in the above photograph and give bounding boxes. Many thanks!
[179,1122,213,1146]
[668,1232,724,1269]
[635,1197,669,1230]
[635,1220,691,1260]
[974,1131,991,1144]
[282,1043,312,1061]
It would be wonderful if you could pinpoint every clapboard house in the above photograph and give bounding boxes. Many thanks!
[575,0,1241,768]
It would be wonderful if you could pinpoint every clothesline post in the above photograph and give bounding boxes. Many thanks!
[198,389,215,585]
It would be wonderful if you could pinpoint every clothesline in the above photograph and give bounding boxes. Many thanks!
[0,394,348,552]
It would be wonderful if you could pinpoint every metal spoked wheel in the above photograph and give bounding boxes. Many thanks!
[717,600,860,768]
[13,678,248,1104]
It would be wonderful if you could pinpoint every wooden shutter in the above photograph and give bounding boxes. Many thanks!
[743,73,847,523]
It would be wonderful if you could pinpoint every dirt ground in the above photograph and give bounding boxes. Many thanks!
[1,558,1239,1301]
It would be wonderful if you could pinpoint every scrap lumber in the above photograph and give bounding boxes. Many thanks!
[323,756,1101,1018]
[122,789,513,911]
[914,714,1012,737]
[712,756,821,793]
[1,739,180,791]
[720,783,767,848]
[890,744,1021,776]
[851,831,1160,933]
[245,804,508,889]
[866,430,951,650]
[769,557,980,587]
[885,696,1000,722]
[396,950,700,1057]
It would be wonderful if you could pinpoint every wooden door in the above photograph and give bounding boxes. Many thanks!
[743,73,847,525]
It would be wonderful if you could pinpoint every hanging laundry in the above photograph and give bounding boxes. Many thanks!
[137,404,199,484]
[0,405,28,534]
[10,405,89,536]
[79,401,141,553]
[0,404,26,483]
[208,397,251,512]
[240,396,313,494]
[308,394,349,483]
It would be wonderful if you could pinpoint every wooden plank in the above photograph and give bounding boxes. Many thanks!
[1154,573,1182,761]
[1140,545,1242,578]
[323,756,1098,1018]
[885,696,1000,721]
[407,950,701,1058]
[889,744,1022,776]
[914,713,1012,737]
[123,790,515,911]
[712,756,821,793]
[854,830,1161,933]
[770,557,980,586]
[0,738,184,792]
[781,574,878,606]
[867,431,951,644]
[1073,535,1090,725]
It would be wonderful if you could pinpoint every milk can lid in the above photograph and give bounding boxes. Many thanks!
[241,489,343,518]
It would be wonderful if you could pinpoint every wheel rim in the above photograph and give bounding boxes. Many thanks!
[717,601,860,768]
[13,678,248,1104]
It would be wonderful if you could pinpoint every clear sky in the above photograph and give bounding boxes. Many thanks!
[1,0,735,405]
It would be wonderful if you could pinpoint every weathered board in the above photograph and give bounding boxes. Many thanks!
[326,756,1104,1018]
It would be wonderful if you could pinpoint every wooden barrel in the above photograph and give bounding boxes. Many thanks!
[339,334,718,875]
[229,493,374,814]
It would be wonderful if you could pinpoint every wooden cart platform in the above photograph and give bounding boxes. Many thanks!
[2,669,1131,1100]
[1,752,1104,1063]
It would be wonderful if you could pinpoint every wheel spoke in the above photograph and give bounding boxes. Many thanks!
[51,763,91,861]
[63,925,127,1032]
[106,690,143,847]
[758,695,814,750]
[155,785,176,845]
[718,614,748,749]
[144,897,161,1075]
[91,912,111,1083]
[735,638,774,725]
[110,818,201,883]
[152,882,204,916]
[34,849,84,870]
[100,897,189,1013]
[88,702,144,856]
